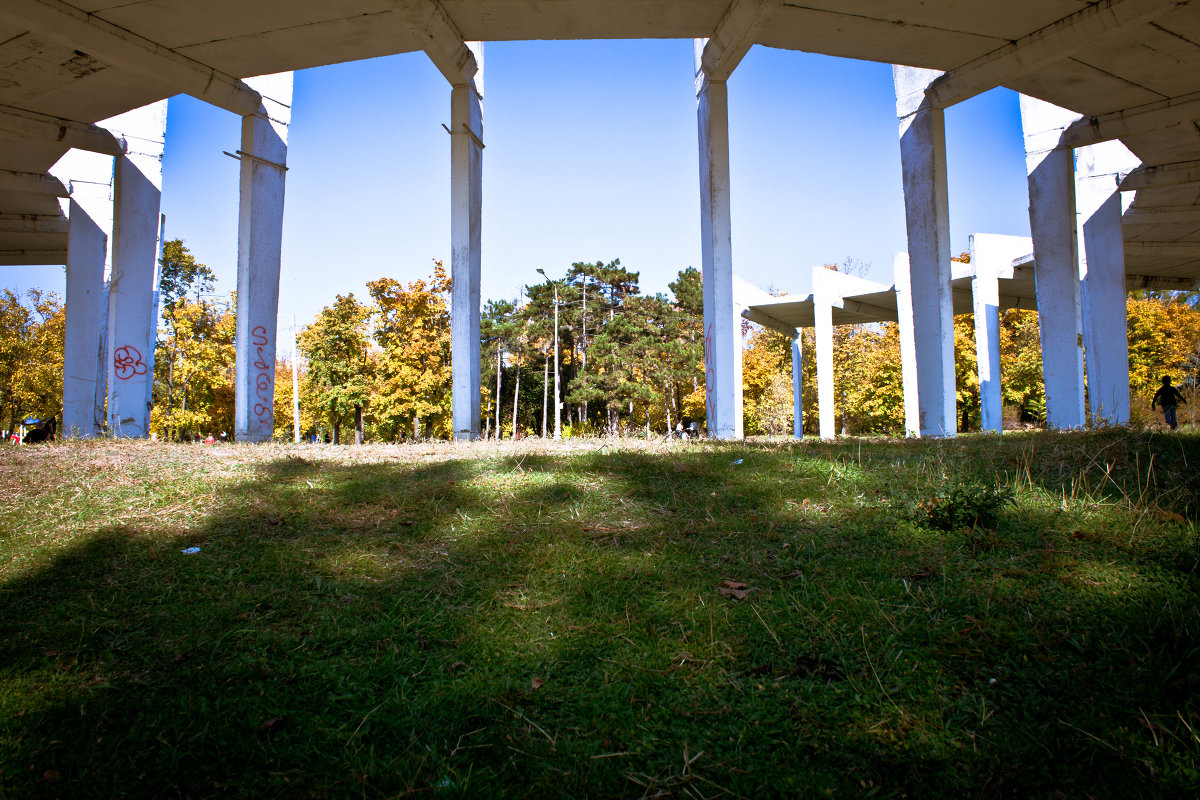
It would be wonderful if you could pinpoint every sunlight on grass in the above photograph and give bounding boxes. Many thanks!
[1,432,1198,797]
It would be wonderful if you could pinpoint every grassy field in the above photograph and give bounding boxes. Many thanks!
[1,431,1198,799]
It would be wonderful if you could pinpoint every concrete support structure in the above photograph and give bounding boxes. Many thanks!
[1077,141,1138,425]
[695,46,742,439]
[103,102,167,437]
[814,293,835,441]
[892,252,920,437]
[968,234,1032,433]
[450,79,483,440]
[62,183,111,437]
[791,332,803,439]
[894,66,955,437]
[234,73,292,443]
[1020,95,1085,429]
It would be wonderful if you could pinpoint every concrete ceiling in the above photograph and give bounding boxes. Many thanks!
[1,0,1199,279]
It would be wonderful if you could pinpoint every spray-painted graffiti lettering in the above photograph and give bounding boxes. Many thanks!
[113,345,146,380]
[251,325,273,425]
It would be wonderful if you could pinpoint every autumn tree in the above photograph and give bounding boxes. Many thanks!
[151,240,235,441]
[299,293,371,444]
[0,289,64,433]
[368,262,452,440]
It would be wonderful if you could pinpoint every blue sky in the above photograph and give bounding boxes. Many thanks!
[6,39,1033,327]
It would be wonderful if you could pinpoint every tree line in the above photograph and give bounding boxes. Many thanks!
[3,240,1199,441]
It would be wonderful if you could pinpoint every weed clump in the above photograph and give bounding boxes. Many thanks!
[914,481,1013,531]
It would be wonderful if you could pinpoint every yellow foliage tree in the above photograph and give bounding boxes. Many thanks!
[367,261,453,440]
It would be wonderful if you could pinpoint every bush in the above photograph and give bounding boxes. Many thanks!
[914,481,1013,531]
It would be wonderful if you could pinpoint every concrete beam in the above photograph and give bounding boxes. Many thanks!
[1122,205,1200,226]
[741,307,799,338]
[840,297,898,322]
[1119,159,1200,190]
[0,169,69,196]
[1061,89,1200,149]
[391,0,478,87]
[926,0,1184,108]
[0,0,261,116]
[1126,273,1198,289]
[697,0,775,83]
[1125,241,1200,257]
[0,104,125,156]
[0,249,66,264]
[0,213,68,234]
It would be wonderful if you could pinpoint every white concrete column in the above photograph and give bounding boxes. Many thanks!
[450,78,483,440]
[1020,95,1085,429]
[105,102,167,437]
[892,252,920,437]
[1077,141,1137,425]
[696,54,743,440]
[62,182,111,437]
[234,73,292,443]
[894,66,955,437]
[812,268,836,441]
[791,332,803,439]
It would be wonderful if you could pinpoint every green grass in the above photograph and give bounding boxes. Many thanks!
[1,431,1198,798]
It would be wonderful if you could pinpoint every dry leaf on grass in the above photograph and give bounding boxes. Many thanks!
[531,678,544,690]
[717,579,752,600]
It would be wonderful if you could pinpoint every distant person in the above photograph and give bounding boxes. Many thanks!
[1151,375,1187,430]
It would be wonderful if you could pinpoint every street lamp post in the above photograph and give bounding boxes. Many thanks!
[536,268,561,440]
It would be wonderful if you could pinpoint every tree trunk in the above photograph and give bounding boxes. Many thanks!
[665,382,673,434]
[413,413,420,441]
[645,407,651,437]
[354,405,363,445]
[512,348,521,438]
[494,346,503,440]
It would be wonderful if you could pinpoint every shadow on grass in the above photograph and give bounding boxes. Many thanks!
[1,437,1198,798]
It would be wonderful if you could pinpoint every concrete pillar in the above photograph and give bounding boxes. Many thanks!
[892,252,920,437]
[450,79,483,440]
[62,183,111,437]
[791,332,803,439]
[812,268,836,441]
[1020,95,1085,429]
[969,236,1000,433]
[1077,141,1137,425]
[894,66,955,437]
[105,102,167,437]
[696,58,743,440]
[967,234,1034,433]
[233,73,292,443]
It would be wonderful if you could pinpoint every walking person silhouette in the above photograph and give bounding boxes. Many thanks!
[1151,375,1187,430]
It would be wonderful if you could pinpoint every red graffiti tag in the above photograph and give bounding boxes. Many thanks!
[251,325,273,424]
[114,345,147,380]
